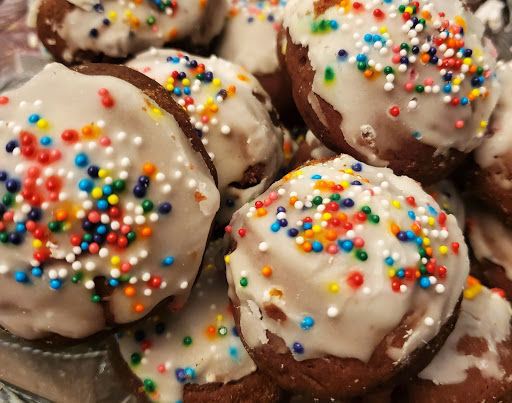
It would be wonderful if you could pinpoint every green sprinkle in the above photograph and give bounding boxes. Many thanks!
[356,250,368,261]
[415,85,425,93]
[357,61,367,71]
[240,277,248,287]
[127,231,137,242]
[383,66,394,75]
[83,233,93,243]
[183,336,193,346]
[361,206,371,215]
[113,180,126,193]
[311,22,319,33]
[2,194,13,207]
[400,43,409,51]
[91,295,101,303]
[131,352,142,366]
[313,196,323,205]
[71,272,83,283]
[330,193,341,201]
[0,233,8,243]
[48,221,62,233]
[324,66,335,81]
[144,379,156,393]
[218,326,228,336]
[146,15,156,25]
[369,214,380,224]
[142,200,154,213]
[398,5,406,12]
[476,67,484,76]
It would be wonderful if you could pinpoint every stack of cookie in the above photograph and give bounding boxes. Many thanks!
[0,0,511,402]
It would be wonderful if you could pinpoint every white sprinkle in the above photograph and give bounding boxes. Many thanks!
[133,137,143,146]
[85,280,95,290]
[259,242,269,252]
[180,281,188,289]
[424,317,434,326]
[327,307,339,318]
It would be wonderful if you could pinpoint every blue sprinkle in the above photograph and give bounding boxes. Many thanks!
[340,240,354,252]
[461,97,469,105]
[16,223,26,233]
[397,231,408,241]
[312,241,323,252]
[175,368,186,383]
[75,153,89,168]
[311,175,321,179]
[303,222,312,230]
[372,34,381,42]
[416,237,423,245]
[184,367,195,379]
[277,206,286,213]
[293,342,304,354]
[28,114,40,124]
[301,317,315,330]
[32,267,42,277]
[97,200,109,210]
[97,225,107,234]
[364,33,373,43]
[351,162,362,172]
[162,256,175,267]
[397,269,405,278]
[287,228,299,237]
[385,257,394,266]
[173,88,182,96]
[50,279,62,290]
[406,230,416,240]
[412,131,422,139]
[89,28,99,38]
[232,326,239,337]
[40,136,52,146]
[356,54,367,62]
[408,211,416,219]
[330,20,338,30]
[351,180,362,185]
[419,277,431,288]
[270,222,280,232]
[342,198,354,208]
[81,242,89,250]
[278,219,288,227]
[184,87,191,95]
[102,185,112,196]
[428,206,438,216]
[15,271,28,283]
[337,49,348,60]
[110,279,119,287]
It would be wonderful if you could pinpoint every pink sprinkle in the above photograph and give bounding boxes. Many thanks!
[98,88,108,96]
[405,82,414,91]
[89,243,100,253]
[50,149,62,161]
[269,192,278,200]
[264,198,272,206]
[100,136,111,147]
[3,212,14,222]
[392,44,401,53]
[121,224,131,235]
[424,78,434,86]
[157,364,166,373]
[88,211,101,223]
[121,262,131,273]
[354,237,365,248]
[327,244,338,254]
[392,55,401,64]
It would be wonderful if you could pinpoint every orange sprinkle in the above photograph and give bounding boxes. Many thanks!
[338,212,348,221]
[237,74,249,82]
[262,266,272,277]
[257,208,267,217]
[82,126,92,137]
[411,224,420,234]
[302,242,312,252]
[467,275,480,286]
[446,38,456,48]
[415,270,421,278]
[421,10,430,18]
[125,286,136,297]
[197,67,205,74]
[304,229,314,238]
[289,196,298,205]
[390,224,400,235]
[168,28,178,40]
[130,17,140,28]
[469,65,477,74]
[364,69,373,79]
[141,227,153,237]
[56,210,68,221]
[425,247,433,256]
[143,163,156,176]
[200,0,208,9]
[421,54,430,63]
[207,325,216,335]
[228,85,236,94]
[134,303,144,313]
[325,230,337,241]
[468,94,476,101]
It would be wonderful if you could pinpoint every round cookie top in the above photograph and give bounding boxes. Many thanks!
[30,0,228,63]
[475,61,512,169]
[127,49,284,226]
[418,277,511,385]
[217,0,287,75]
[116,242,257,403]
[283,0,499,164]
[0,63,220,339]
[225,155,468,363]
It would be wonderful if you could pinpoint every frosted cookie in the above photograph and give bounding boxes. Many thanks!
[30,0,228,64]
[404,278,512,403]
[114,242,284,403]
[127,49,284,227]
[281,0,500,184]
[225,155,469,399]
[216,0,298,122]
[0,63,220,341]
[472,61,512,227]
[467,206,512,302]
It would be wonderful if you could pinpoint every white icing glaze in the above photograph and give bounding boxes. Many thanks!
[468,207,512,281]
[32,0,228,62]
[217,0,287,75]
[426,180,465,230]
[127,48,284,226]
[475,61,512,168]
[419,284,512,385]
[226,155,468,363]
[475,0,507,34]
[117,241,257,403]
[0,63,220,339]
[305,130,336,160]
[283,0,500,163]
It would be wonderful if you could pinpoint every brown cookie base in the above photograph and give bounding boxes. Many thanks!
[230,294,461,400]
[109,334,287,403]
[282,29,465,185]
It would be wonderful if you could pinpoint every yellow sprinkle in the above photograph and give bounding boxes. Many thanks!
[405,6,413,13]
[182,78,190,86]
[98,169,108,179]
[258,14,264,20]
[480,121,487,128]
[206,97,214,105]
[463,58,472,65]
[312,225,322,233]
[454,15,467,32]
[392,200,401,209]
[463,283,482,299]
[340,180,350,189]
[453,78,461,85]
[152,108,163,115]
[37,119,48,129]
[125,10,132,17]
[328,283,339,293]
[216,314,223,321]
[111,256,121,265]
[212,78,221,86]
[388,269,396,278]
[296,170,303,176]
[423,237,431,246]
[345,169,354,175]
[167,77,174,84]
[209,104,219,113]
[91,188,103,199]
[380,27,387,34]
[33,240,42,248]
[109,11,117,19]
[428,217,435,226]
[224,255,230,263]
[472,89,480,97]
[166,84,174,91]
[439,245,448,255]
[108,195,119,205]
[322,213,332,220]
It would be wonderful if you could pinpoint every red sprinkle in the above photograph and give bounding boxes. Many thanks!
[347,271,364,289]
[389,106,400,117]
[0,96,9,105]
[238,228,246,237]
